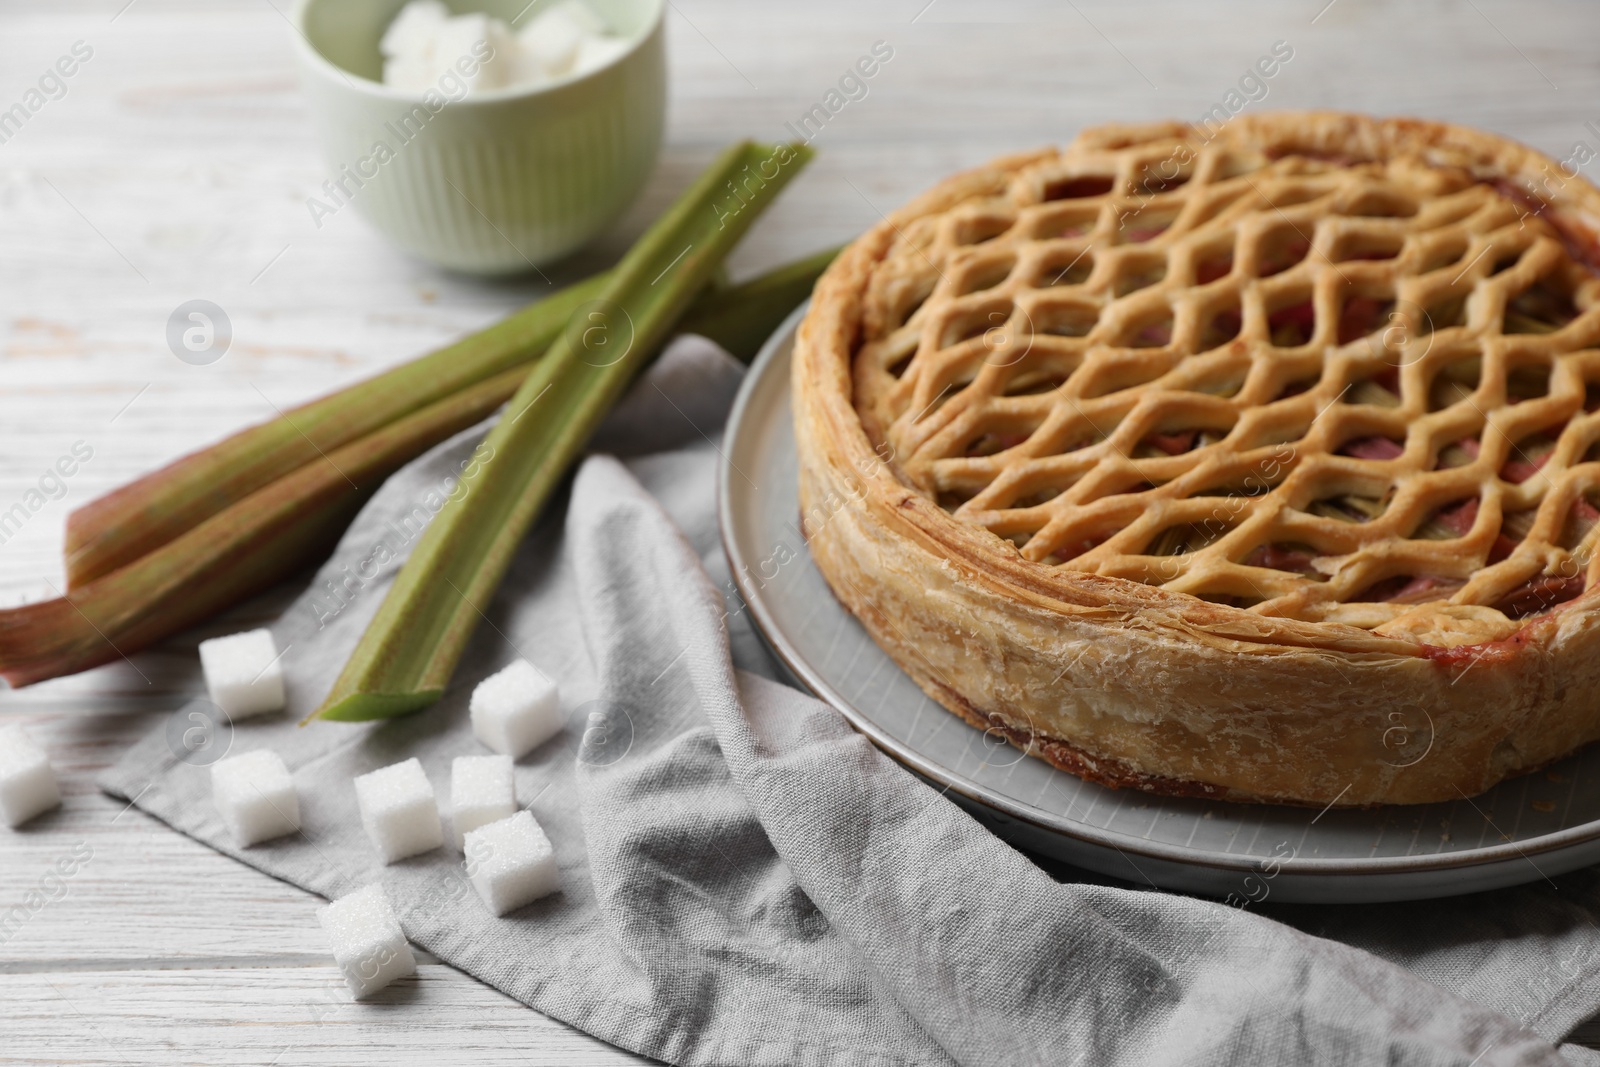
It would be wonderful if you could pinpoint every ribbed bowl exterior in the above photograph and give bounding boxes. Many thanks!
[297,7,665,275]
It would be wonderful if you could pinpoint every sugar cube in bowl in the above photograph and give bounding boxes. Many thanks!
[354,757,442,863]
[450,754,515,851]
[464,810,559,916]
[319,883,416,998]
[210,749,300,846]
[470,659,562,759]
[198,629,286,719]
[0,724,61,828]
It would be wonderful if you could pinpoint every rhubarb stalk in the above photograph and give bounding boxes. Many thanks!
[67,246,837,591]
[0,243,830,687]
[0,366,528,687]
[316,140,812,721]
[66,274,610,589]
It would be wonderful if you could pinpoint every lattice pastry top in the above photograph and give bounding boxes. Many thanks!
[794,113,1600,804]
[849,117,1600,647]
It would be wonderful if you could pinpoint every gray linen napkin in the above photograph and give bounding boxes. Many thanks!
[102,337,1600,1066]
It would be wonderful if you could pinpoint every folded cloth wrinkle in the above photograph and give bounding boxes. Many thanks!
[102,335,1600,1066]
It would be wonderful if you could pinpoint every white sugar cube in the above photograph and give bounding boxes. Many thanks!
[464,811,559,916]
[518,2,601,77]
[0,725,61,828]
[381,2,520,92]
[210,749,299,846]
[198,629,285,720]
[450,754,515,851]
[379,0,449,58]
[470,659,562,759]
[573,34,631,76]
[430,12,520,91]
[354,758,442,863]
[318,884,416,998]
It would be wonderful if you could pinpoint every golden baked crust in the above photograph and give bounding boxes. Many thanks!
[792,111,1600,806]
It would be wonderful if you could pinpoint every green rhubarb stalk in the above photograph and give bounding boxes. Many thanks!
[0,247,834,688]
[0,365,529,687]
[677,244,838,357]
[65,273,610,590]
[4,254,831,688]
[316,140,812,721]
[67,247,838,592]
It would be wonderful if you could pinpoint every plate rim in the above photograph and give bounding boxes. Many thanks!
[717,301,1600,881]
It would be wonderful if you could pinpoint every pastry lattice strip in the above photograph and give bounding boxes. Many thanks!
[853,135,1600,632]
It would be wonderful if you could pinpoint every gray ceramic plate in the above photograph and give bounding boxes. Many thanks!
[719,303,1600,903]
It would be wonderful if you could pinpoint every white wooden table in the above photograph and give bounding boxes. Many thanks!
[4,1,1600,1062]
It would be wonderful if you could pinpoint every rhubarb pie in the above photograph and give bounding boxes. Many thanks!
[792,112,1600,806]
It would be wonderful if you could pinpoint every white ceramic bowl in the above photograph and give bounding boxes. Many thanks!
[292,0,666,275]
